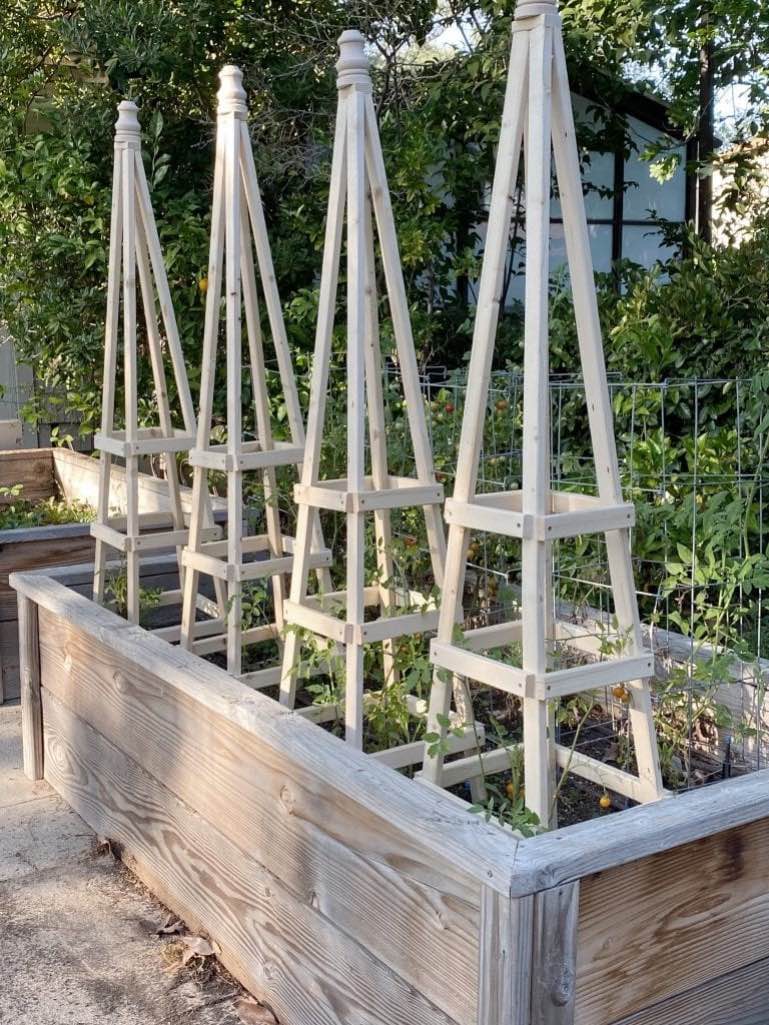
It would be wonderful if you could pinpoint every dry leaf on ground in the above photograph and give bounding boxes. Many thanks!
[180,934,217,965]
[157,914,185,935]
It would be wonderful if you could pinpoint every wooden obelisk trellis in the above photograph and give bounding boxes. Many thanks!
[279,31,474,754]
[92,100,224,625]
[179,66,332,681]
[422,0,664,826]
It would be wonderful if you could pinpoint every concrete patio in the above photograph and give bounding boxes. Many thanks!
[0,701,247,1025]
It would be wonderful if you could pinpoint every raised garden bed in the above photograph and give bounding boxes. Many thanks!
[13,565,769,1025]
[0,448,205,703]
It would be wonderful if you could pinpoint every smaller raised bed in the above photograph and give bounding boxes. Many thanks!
[13,564,769,1025]
[0,447,202,702]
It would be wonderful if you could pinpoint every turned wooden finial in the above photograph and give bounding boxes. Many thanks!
[515,0,557,18]
[336,30,370,89]
[114,100,140,146]
[217,65,248,117]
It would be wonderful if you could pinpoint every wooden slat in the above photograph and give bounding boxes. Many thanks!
[0,530,95,623]
[608,955,769,1025]
[478,887,534,1025]
[463,619,523,651]
[574,816,769,1025]
[18,594,43,779]
[537,654,653,699]
[531,883,579,1025]
[444,497,529,538]
[0,448,55,504]
[42,691,464,1025]
[538,502,634,540]
[431,641,531,697]
[359,608,439,644]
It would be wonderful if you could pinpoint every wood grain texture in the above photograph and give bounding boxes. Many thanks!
[37,607,481,1021]
[531,883,579,1025]
[18,595,43,779]
[42,690,462,1025]
[510,767,769,896]
[0,531,95,622]
[478,886,534,1025]
[15,572,517,887]
[574,818,769,1025]
[608,955,769,1025]
[0,618,20,701]
[0,448,56,504]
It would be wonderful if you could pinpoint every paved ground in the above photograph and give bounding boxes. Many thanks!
[0,702,259,1025]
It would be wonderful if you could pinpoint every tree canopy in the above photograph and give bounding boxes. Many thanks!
[1,1,768,433]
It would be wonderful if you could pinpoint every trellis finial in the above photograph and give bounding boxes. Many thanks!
[515,0,558,18]
[217,65,248,117]
[336,30,370,89]
[114,100,140,144]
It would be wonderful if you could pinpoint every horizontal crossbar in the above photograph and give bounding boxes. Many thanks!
[536,653,654,699]
[92,520,219,554]
[188,440,304,472]
[418,742,666,804]
[294,475,443,514]
[445,489,635,541]
[370,722,485,770]
[182,540,331,583]
[95,428,193,458]
[285,589,441,646]
[430,640,533,697]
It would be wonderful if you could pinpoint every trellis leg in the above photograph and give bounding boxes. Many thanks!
[344,85,368,748]
[93,144,123,604]
[224,105,244,677]
[279,107,348,708]
[180,118,226,652]
[362,93,445,585]
[239,192,287,645]
[134,155,227,617]
[422,28,529,785]
[362,192,398,686]
[520,18,556,828]
[361,92,475,731]
[237,123,334,600]
[121,127,140,625]
[549,25,663,800]
[134,202,186,568]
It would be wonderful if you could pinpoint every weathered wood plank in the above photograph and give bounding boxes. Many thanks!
[37,605,481,1023]
[510,768,769,896]
[574,818,769,1025]
[608,955,769,1025]
[0,531,95,622]
[478,886,534,1025]
[42,690,463,1025]
[0,618,19,701]
[18,594,43,779]
[0,448,55,504]
[15,570,518,884]
[531,883,579,1025]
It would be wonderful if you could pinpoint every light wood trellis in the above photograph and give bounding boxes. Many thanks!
[179,66,333,681]
[279,31,475,753]
[92,100,225,625]
[421,0,665,826]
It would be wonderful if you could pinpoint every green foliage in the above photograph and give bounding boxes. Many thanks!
[104,568,163,624]
[0,485,94,531]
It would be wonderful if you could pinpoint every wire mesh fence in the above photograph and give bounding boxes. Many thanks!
[392,367,769,788]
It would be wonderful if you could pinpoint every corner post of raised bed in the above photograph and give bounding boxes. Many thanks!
[478,886,535,1025]
[530,881,579,1025]
[18,591,43,780]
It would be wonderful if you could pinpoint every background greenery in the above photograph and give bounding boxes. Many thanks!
[3,0,769,435]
